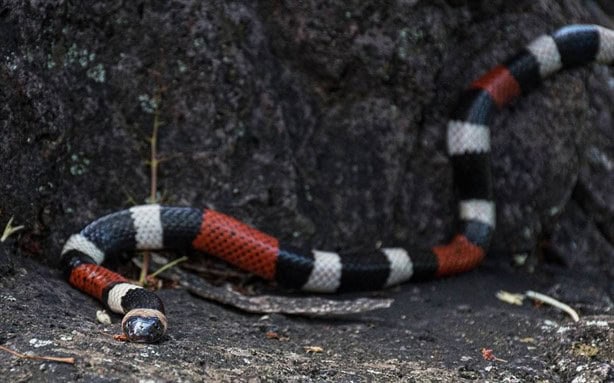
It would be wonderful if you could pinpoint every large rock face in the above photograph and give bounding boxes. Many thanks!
[1,1,612,264]
[0,1,612,263]
[0,1,612,381]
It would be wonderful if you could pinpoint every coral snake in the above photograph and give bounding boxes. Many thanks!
[61,25,614,342]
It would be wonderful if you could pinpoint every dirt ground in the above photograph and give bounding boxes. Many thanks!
[0,1,613,382]
[1,241,613,382]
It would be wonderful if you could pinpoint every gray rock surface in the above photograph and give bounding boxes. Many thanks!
[0,0,612,381]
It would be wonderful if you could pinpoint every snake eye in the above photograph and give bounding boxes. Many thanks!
[121,309,167,343]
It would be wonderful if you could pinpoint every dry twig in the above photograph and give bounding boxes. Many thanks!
[0,345,75,364]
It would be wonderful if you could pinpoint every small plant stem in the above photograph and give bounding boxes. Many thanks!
[139,89,163,286]
[149,256,188,278]
[149,100,161,203]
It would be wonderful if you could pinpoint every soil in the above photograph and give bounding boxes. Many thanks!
[0,1,612,382]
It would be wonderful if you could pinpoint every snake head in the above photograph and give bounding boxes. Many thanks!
[121,308,168,343]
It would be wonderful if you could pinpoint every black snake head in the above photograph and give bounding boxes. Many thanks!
[121,308,168,343]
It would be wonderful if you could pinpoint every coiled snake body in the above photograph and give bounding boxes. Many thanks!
[61,25,614,342]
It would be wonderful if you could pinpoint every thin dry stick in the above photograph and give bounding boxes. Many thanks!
[0,345,75,364]
[139,89,163,286]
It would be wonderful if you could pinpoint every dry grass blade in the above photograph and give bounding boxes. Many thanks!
[496,290,580,322]
[149,256,188,278]
[525,290,580,322]
[1,216,24,242]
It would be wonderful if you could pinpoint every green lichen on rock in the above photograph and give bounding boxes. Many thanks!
[47,42,105,82]
[69,153,91,176]
[86,63,106,83]
[138,94,159,114]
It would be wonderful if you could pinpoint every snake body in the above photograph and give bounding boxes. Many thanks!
[61,25,614,342]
